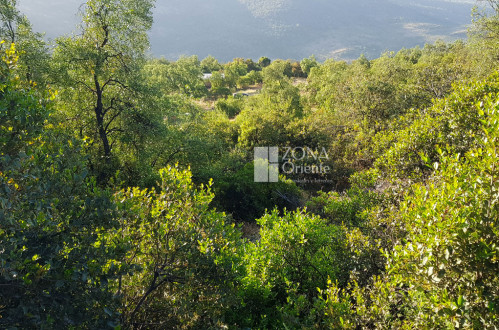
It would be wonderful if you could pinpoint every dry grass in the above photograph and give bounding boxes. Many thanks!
[236,83,263,96]
[240,221,261,241]
[193,99,215,111]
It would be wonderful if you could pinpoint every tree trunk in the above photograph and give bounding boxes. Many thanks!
[94,74,111,161]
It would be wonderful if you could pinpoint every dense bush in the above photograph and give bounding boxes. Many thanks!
[372,72,499,182]
[231,209,353,328]
[307,185,379,228]
[320,89,499,328]
[0,42,123,328]
[111,166,243,328]
[212,163,302,222]
[215,96,244,118]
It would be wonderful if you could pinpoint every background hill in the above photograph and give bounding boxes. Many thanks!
[21,0,476,60]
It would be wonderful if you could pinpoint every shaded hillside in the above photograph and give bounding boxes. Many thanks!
[20,0,475,61]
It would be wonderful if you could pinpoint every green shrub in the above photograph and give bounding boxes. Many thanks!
[319,75,499,329]
[231,209,353,328]
[372,72,499,182]
[212,163,302,222]
[305,170,378,227]
[215,96,244,118]
[112,166,243,328]
[0,42,123,329]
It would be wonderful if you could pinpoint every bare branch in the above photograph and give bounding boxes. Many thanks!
[104,108,123,133]
[75,79,96,94]
[102,78,128,91]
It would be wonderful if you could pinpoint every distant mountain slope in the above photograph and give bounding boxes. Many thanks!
[239,0,289,18]
[20,0,477,61]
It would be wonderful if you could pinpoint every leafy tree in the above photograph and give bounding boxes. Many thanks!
[259,60,302,116]
[237,74,252,89]
[290,60,305,77]
[306,58,350,114]
[300,55,318,76]
[258,56,271,68]
[472,0,499,48]
[262,59,293,79]
[246,69,263,84]
[244,58,261,72]
[306,43,474,130]
[236,96,295,148]
[212,164,302,222]
[209,70,231,96]
[357,53,371,68]
[224,58,248,89]
[372,72,499,182]
[0,0,48,84]
[144,56,207,97]
[215,95,244,118]
[165,107,238,173]
[307,186,378,228]
[52,0,156,182]
[319,73,499,329]
[111,166,243,328]
[0,0,18,43]
[0,42,123,329]
[411,41,471,100]
[200,54,222,73]
[232,209,352,328]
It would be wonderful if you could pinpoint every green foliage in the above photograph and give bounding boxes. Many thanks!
[306,59,349,113]
[258,56,271,68]
[307,42,474,130]
[236,94,299,148]
[307,187,378,228]
[372,72,499,182]
[200,55,222,73]
[290,60,305,77]
[318,74,499,329]
[246,69,263,84]
[0,0,49,84]
[382,119,499,327]
[306,171,386,286]
[232,209,352,328]
[157,107,239,179]
[211,163,302,222]
[244,58,261,72]
[0,0,17,43]
[0,43,123,328]
[263,59,293,81]
[262,61,302,110]
[3,1,499,327]
[224,58,248,89]
[471,1,499,55]
[300,55,318,76]
[144,56,207,97]
[282,112,355,191]
[51,0,157,183]
[215,95,244,118]
[236,74,251,89]
[234,65,303,147]
[0,42,47,154]
[209,70,231,97]
[112,166,243,328]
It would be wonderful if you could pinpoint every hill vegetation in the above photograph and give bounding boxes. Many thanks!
[0,0,498,328]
